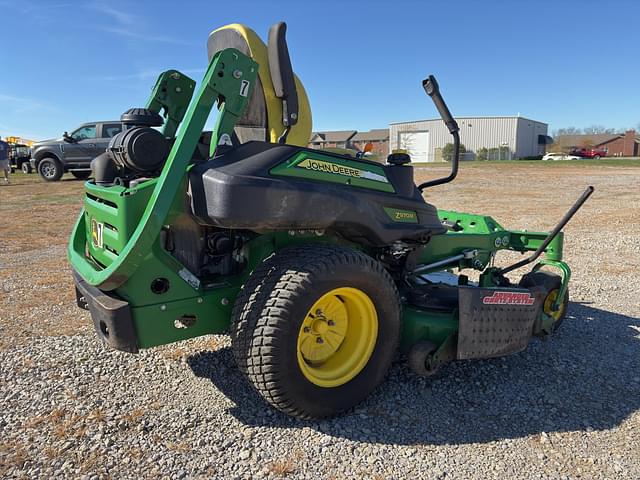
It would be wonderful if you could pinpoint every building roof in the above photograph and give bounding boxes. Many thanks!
[351,129,389,142]
[389,116,547,126]
[555,132,640,148]
[555,133,619,148]
[310,130,357,143]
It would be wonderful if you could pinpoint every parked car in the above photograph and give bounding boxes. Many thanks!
[30,121,124,181]
[542,152,582,161]
[9,144,32,173]
[570,147,607,159]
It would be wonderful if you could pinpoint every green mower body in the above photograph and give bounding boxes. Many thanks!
[69,22,590,418]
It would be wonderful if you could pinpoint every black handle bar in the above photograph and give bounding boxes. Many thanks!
[417,75,460,190]
[498,186,595,275]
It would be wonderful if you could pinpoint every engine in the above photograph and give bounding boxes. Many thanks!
[160,213,248,283]
[92,108,170,186]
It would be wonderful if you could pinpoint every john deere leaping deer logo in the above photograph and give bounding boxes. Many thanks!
[91,219,103,249]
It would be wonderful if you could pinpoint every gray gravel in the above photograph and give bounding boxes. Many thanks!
[1,167,639,479]
[1,295,639,479]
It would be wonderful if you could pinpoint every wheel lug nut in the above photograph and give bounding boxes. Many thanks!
[327,320,335,326]
[316,337,324,344]
[303,327,311,333]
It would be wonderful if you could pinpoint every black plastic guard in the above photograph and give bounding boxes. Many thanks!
[457,286,543,360]
[189,142,446,247]
[73,270,139,353]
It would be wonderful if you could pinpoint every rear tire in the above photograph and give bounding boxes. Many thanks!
[519,271,568,333]
[21,162,32,174]
[230,244,401,419]
[38,157,63,182]
[71,171,91,180]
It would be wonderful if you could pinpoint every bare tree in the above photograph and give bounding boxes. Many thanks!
[582,125,616,135]
[398,132,416,151]
[553,127,582,137]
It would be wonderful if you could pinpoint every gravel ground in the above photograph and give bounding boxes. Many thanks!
[1,164,639,479]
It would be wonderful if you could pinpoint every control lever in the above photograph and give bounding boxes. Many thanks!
[418,75,460,190]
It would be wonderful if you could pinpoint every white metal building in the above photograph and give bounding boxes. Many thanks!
[389,116,550,163]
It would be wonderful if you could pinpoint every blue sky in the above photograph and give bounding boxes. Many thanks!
[1,0,638,140]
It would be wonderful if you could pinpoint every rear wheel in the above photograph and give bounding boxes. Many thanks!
[230,244,401,419]
[519,271,568,333]
[38,157,63,181]
[21,162,32,174]
[71,171,91,180]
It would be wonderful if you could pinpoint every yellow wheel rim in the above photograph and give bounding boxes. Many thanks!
[543,289,565,321]
[297,287,378,388]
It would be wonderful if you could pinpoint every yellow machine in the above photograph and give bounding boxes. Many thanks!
[5,136,36,147]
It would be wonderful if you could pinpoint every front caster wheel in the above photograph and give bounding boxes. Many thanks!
[408,340,440,376]
[230,244,401,419]
[519,271,568,334]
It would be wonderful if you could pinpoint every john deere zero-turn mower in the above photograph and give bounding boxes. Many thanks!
[70,22,593,419]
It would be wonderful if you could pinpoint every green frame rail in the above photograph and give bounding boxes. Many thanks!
[69,48,258,291]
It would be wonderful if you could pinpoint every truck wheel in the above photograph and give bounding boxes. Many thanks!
[21,162,32,174]
[519,271,568,333]
[593,155,601,160]
[38,157,63,181]
[71,171,91,180]
[230,244,401,419]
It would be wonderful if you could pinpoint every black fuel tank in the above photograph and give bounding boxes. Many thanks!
[188,142,446,246]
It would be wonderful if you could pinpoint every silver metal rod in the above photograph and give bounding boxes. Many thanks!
[410,249,478,276]
[411,253,466,276]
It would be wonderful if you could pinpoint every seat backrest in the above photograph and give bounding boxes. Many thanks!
[207,23,312,147]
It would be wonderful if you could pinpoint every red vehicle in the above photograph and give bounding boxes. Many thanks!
[570,147,607,159]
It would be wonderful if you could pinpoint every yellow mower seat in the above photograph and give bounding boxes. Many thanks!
[207,23,312,147]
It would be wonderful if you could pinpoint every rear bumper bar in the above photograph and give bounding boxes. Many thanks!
[73,270,139,353]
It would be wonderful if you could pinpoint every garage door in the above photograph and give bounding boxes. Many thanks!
[398,131,430,163]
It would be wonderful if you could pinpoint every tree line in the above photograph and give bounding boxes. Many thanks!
[553,123,640,137]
